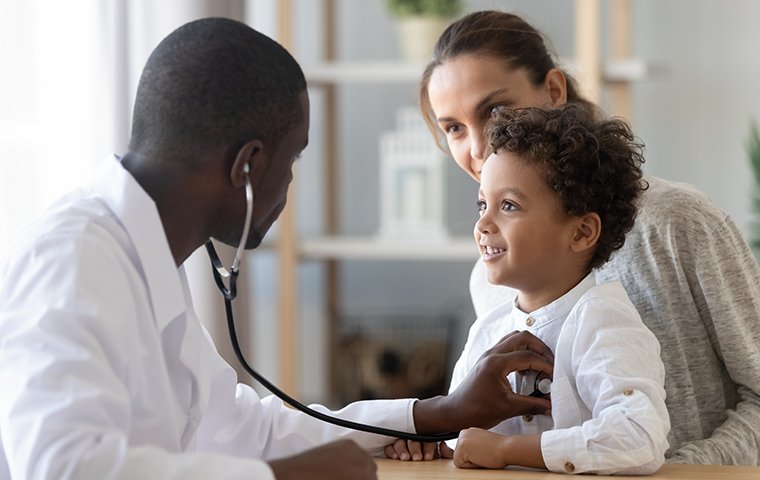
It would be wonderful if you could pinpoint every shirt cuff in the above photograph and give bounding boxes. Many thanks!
[541,428,589,474]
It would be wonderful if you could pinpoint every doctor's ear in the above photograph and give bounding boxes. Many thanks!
[231,139,265,187]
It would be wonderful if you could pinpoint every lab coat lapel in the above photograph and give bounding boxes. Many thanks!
[92,156,216,446]
[90,156,186,331]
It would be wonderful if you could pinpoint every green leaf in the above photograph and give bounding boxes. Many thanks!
[385,0,461,17]
[746,119,760,260]
[748,120,760,184]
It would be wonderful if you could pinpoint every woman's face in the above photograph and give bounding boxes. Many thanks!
[427,54,563,182]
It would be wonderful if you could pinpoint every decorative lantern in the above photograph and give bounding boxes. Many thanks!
[378,106,448,241]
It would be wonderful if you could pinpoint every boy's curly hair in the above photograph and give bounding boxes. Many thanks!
[485,104,647,270]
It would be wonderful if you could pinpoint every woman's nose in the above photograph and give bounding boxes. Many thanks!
[469,136,487,178]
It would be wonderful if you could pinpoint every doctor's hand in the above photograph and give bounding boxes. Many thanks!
[268,439,377,480]
[413,330,553,434]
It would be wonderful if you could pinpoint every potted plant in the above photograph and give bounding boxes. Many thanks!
[747,120,760,260]
[385,0,462,62]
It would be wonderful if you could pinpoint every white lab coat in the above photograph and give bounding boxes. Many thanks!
[0,156,417,480]
[449,274,670,474]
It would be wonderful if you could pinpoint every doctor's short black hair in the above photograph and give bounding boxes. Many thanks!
[485,104,647,270]
[129,17,306,162]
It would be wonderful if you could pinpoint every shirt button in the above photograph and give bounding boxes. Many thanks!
[525,317,535,327]
[522,414,534,422]
[623,388,634,396]
[564,462,575,473]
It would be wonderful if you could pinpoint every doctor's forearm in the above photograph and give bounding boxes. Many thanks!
[412,396,459,434]
[412,393,507,434]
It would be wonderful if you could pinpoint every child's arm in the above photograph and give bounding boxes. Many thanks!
[454,429,544,469]
[539,289,669,475]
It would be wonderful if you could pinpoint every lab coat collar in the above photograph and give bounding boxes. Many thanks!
[512,273,597,328]
[89,155,186,330]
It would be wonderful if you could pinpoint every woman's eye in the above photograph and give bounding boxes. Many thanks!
[445,123,462,135]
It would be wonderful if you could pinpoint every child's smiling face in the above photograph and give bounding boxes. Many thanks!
[474,151,583,310]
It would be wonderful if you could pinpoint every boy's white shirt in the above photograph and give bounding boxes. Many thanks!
[448,274,670,475]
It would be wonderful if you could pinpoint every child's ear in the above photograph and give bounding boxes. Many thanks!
[570,212,601,253]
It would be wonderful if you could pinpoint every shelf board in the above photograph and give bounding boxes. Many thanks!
[304,61,427,84]
[603,58,648,82]
[297,235,479,261]
[304,58,648,85]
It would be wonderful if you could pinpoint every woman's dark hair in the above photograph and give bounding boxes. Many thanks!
[485,104,646,270]
[129,17,307,162]
[419,10,598,149]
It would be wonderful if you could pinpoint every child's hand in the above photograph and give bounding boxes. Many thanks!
[453,428,510,469]
[383,440,453,461]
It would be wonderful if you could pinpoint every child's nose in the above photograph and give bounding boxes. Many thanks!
[475,213,495,235]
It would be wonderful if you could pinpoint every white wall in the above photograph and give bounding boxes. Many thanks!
[631,0,760,234]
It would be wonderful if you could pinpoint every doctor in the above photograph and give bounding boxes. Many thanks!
[0,18,554,480]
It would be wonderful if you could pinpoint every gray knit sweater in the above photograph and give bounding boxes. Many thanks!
[469,176,760,465]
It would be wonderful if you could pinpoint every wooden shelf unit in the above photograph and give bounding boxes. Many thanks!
[274,0,640,396]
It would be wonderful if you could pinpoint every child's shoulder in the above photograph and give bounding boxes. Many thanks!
[558,280,659,357]
[570,280,642,326]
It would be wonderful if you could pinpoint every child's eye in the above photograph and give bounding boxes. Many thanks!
[476,200,486,213]
[488,104,508,117]
[501,200,517,212]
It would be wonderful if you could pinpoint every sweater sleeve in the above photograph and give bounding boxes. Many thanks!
[668,213,760,464]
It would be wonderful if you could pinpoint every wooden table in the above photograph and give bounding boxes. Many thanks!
[375,458,760,479]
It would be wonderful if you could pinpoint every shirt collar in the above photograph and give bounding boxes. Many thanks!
[512,273,597,328]
[89,155,186,330]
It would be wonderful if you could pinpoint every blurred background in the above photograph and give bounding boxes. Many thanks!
[2,0,760,407]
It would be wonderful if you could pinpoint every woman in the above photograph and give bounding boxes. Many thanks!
[387,10,760,466]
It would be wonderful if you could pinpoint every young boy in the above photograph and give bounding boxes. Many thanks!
[459,104,669,474]
[388,105,670,474]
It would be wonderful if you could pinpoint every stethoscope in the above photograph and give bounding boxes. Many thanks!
[204,166,459,442]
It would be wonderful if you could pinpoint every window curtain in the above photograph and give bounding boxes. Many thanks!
[0,0,254,384]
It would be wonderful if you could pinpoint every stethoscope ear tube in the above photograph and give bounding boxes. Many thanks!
[204,171,254,301]
[206,242,238,301]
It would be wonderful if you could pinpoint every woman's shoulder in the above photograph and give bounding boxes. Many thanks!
[638,176,727,224]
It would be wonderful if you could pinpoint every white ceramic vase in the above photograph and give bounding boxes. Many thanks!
[395,16,450,62]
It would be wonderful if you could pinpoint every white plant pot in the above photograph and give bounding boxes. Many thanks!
[396,16,451,62]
